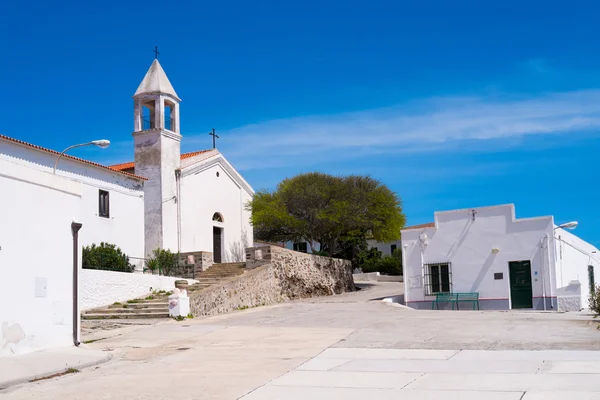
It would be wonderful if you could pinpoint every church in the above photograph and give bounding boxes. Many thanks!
[0,58,254,356]
[112,59,254,263]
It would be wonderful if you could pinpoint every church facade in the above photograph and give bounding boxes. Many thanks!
[110,59,254,263]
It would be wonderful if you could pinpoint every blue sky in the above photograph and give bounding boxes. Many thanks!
[1,1,599,245]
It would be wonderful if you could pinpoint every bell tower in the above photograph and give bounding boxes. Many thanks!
[132,59,181,256]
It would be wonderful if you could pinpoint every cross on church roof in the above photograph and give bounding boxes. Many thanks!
[154,46,160,59]
[209,128,219,149]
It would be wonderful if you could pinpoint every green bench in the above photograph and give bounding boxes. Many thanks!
[432,292,480,310]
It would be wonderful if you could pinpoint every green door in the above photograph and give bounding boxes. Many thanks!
[508,261,533,309]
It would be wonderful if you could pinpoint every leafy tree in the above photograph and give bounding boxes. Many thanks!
[249,172,405,257]
[360,248,403,276]
[82,242,133,273]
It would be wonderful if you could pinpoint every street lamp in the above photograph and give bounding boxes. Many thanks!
[53,140,111,174]
[555,221,578,230]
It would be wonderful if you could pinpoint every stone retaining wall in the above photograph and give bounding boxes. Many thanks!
[190,246,354,316]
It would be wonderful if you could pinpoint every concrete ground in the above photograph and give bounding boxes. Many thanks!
[1,283,599,399]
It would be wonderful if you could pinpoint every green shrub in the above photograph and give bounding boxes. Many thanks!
[146,248,179,276]
[82,242,133,273]
[359,248,402,276]
[589,285,600,314]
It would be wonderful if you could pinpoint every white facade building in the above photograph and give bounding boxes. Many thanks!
[110,59,254,262]
[373,204,598,311]
[0,135,145,357]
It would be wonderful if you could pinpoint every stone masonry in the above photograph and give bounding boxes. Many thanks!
[179,250,213,277]
[190,246,355,316]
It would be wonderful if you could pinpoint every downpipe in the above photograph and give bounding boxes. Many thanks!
[540,236,547,311]
[71,221,83,346]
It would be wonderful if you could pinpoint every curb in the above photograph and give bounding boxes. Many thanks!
[0,352,113,390]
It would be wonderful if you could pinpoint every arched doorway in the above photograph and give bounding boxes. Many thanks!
[212,213,224,263]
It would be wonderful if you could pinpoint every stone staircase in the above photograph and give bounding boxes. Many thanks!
[82,262,246,320]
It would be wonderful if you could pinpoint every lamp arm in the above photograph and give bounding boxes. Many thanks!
[53,142,93,174]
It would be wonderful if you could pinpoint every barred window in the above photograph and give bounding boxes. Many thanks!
[293,242,308,253]
[424,262,452,295]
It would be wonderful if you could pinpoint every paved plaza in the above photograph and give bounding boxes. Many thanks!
[1,283,599,399]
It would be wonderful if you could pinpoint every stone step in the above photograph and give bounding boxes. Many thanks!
[108,302,168,309]
[82,312,170,320]
[85,307,168,314]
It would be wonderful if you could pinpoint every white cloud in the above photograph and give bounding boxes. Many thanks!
[187,89,600,171]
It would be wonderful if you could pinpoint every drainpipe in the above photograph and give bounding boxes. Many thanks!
[546,233,554,310]
[71,221,83,346]
[175,169,181,253]
[540,236,547,311]
[402,244,409,302]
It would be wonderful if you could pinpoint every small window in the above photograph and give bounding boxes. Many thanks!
[424,263,452,295]
[494,272,504,280]
[391,244,397,254]
[293,242,308,253]
[212,212,223,222]
[99,190,110,218]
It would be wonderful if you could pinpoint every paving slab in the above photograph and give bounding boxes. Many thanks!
[523,392,599,400]
[542,361,600,374]
[453,349,600,362]
[0,346,111,390]
[333,359,543,374]
[269,370,422,389]
[242,386,523,400]
[296,357,353,371]
[406,372,600,392]
[319,348,459,360]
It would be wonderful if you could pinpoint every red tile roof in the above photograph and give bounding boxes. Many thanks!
[0,134,146,180]
[403,222,436,230]
[110,149,212,171]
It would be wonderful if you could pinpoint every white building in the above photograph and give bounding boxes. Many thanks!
[0,58,255,357]
[0,134,145,356]
[110,59,254,263]
[391,204,598,311]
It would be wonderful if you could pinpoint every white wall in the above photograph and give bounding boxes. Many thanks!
[0,159,82,357]
[402,204,555,309]
[80,269,197,310]
[554,227,600,309]
[0,139,145,267]
[367,239,401,256]
[284,241,321,253]
[180,158,253,262]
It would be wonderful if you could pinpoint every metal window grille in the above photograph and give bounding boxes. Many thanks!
[424,262,452,295]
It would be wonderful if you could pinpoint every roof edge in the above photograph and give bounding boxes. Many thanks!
[0,134,147,181]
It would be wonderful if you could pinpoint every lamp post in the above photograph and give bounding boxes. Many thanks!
[53,140,110,174]
[555,221,578,230]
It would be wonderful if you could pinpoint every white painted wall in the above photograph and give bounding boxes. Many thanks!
[284,241,321,253]
[367,239,401,256]
[554,227,600,309]
[402,204,555,309]
[0,158,82,357]
[80,269,197,310]
[0,139,145,267]
[179,158,253,262]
